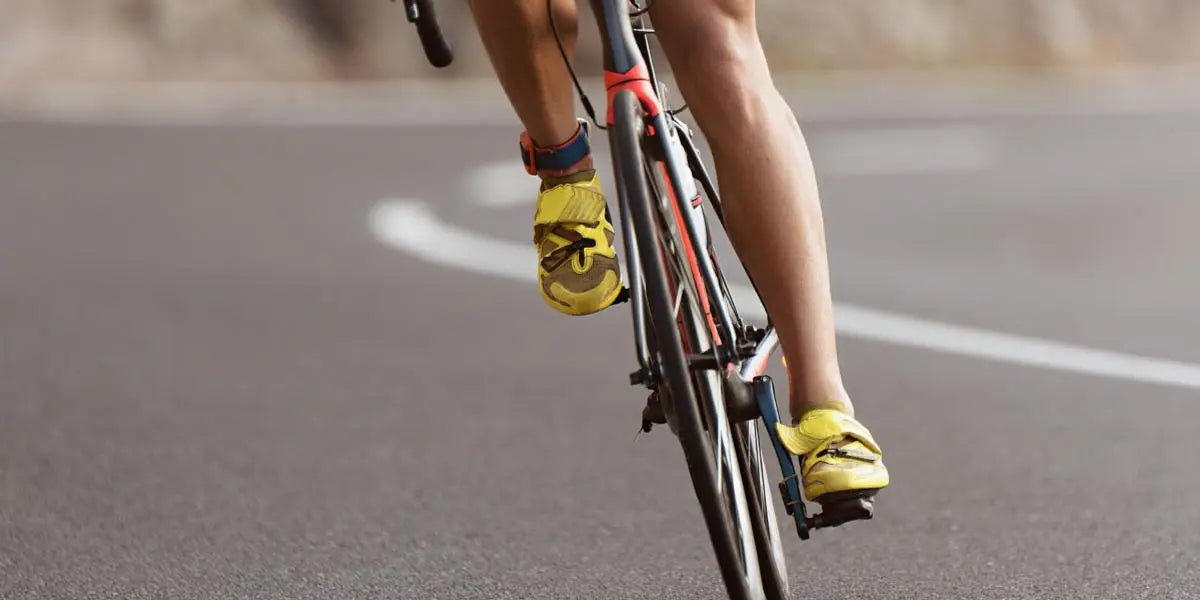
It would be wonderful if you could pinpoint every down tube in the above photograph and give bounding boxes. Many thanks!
[650,113,740,356]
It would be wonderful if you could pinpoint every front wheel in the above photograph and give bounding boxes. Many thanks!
[610,88,769,600]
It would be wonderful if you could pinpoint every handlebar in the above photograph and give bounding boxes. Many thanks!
[397,0,453,68]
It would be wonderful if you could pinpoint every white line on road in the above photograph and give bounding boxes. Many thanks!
[372,201,529,282]
[370,198,1200,390]
[469,155,616,208]
[470,123,993,205]
[469,161,539,208]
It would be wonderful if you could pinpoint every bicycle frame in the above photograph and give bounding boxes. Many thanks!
[401,0,873,581]
[589,0,776,385]
[590,0,824,543]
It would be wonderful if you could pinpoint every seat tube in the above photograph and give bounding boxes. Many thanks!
[589,0,642,74]
[590,0,662,125]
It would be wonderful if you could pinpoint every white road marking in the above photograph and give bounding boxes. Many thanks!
[465,127,993,211]
[469,155,615,208]
[370,198,1200,390]
[814,126,997,176]
[469,161,537,208]
[370,201,529,282]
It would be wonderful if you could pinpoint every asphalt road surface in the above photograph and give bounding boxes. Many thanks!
[2,85,1200,599]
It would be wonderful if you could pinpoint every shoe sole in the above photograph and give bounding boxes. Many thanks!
[540,278,623,316]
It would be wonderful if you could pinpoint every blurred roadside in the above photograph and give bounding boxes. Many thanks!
[3,0,1200,115]
[5,1,1200,82]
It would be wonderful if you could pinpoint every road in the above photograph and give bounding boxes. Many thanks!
[2,85,1199,599]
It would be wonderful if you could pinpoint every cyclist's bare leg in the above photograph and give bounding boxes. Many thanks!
[649,0,851,419]
[468,0,592,174]
[469,0,622,318]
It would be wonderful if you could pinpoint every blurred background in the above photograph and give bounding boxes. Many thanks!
[5,0,1200,85]
[3,2,1200,599]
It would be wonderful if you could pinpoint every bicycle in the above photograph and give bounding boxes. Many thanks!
[401,1,876,597]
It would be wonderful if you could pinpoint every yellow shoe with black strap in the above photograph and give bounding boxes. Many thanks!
[776,408,890,509]
[521,121,623,316]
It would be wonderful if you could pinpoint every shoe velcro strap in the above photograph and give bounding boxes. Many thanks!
[818,443,880,463]
[520,120,591,176]
[775,408,883,458]
[801,440,880,478]
[533,181,607,231]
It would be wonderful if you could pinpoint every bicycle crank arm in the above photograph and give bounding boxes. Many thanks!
[752,376,811,540]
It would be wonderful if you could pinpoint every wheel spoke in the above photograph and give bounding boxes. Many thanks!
[712,375,726,492]
[672,284,684,321]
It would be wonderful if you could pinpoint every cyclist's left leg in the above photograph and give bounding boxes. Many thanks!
[468,0,622,315]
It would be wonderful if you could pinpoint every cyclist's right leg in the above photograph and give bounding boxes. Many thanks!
[649,0,888,504]
[469,0,622,315]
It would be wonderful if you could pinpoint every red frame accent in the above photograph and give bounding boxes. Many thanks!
[604,64,662,126]
[659,163,722,346]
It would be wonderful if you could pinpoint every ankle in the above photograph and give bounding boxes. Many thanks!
[789,388,854,422]
[521,119,593,179]
[539,164,595,190]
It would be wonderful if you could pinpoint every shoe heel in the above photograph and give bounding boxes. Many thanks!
[810,490,877,529]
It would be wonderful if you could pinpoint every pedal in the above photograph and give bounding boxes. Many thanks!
[808,491,875,529]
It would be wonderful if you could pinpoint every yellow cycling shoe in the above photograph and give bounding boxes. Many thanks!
[532,172,623,315]
[776,408,889,503]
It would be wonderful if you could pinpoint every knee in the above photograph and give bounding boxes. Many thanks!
[547,0,578,39]
[670,22,760,80]
[475,0,577,36]
[654,0,788,137]
[706,0,755,26]
[673,39,784,139]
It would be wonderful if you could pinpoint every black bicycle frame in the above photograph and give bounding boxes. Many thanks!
[403,0,862,551]
[591,0,821,554]
[590,0,770,381]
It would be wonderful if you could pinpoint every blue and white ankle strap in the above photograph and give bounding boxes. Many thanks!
[519,120,591,176]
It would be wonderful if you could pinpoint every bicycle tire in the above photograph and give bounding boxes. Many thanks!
[681,224,788,598]
[611,89,762,600]
[735,422,790,599]
[675,268,788,600]
[644,111,789,600]
[665,150,789,600]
